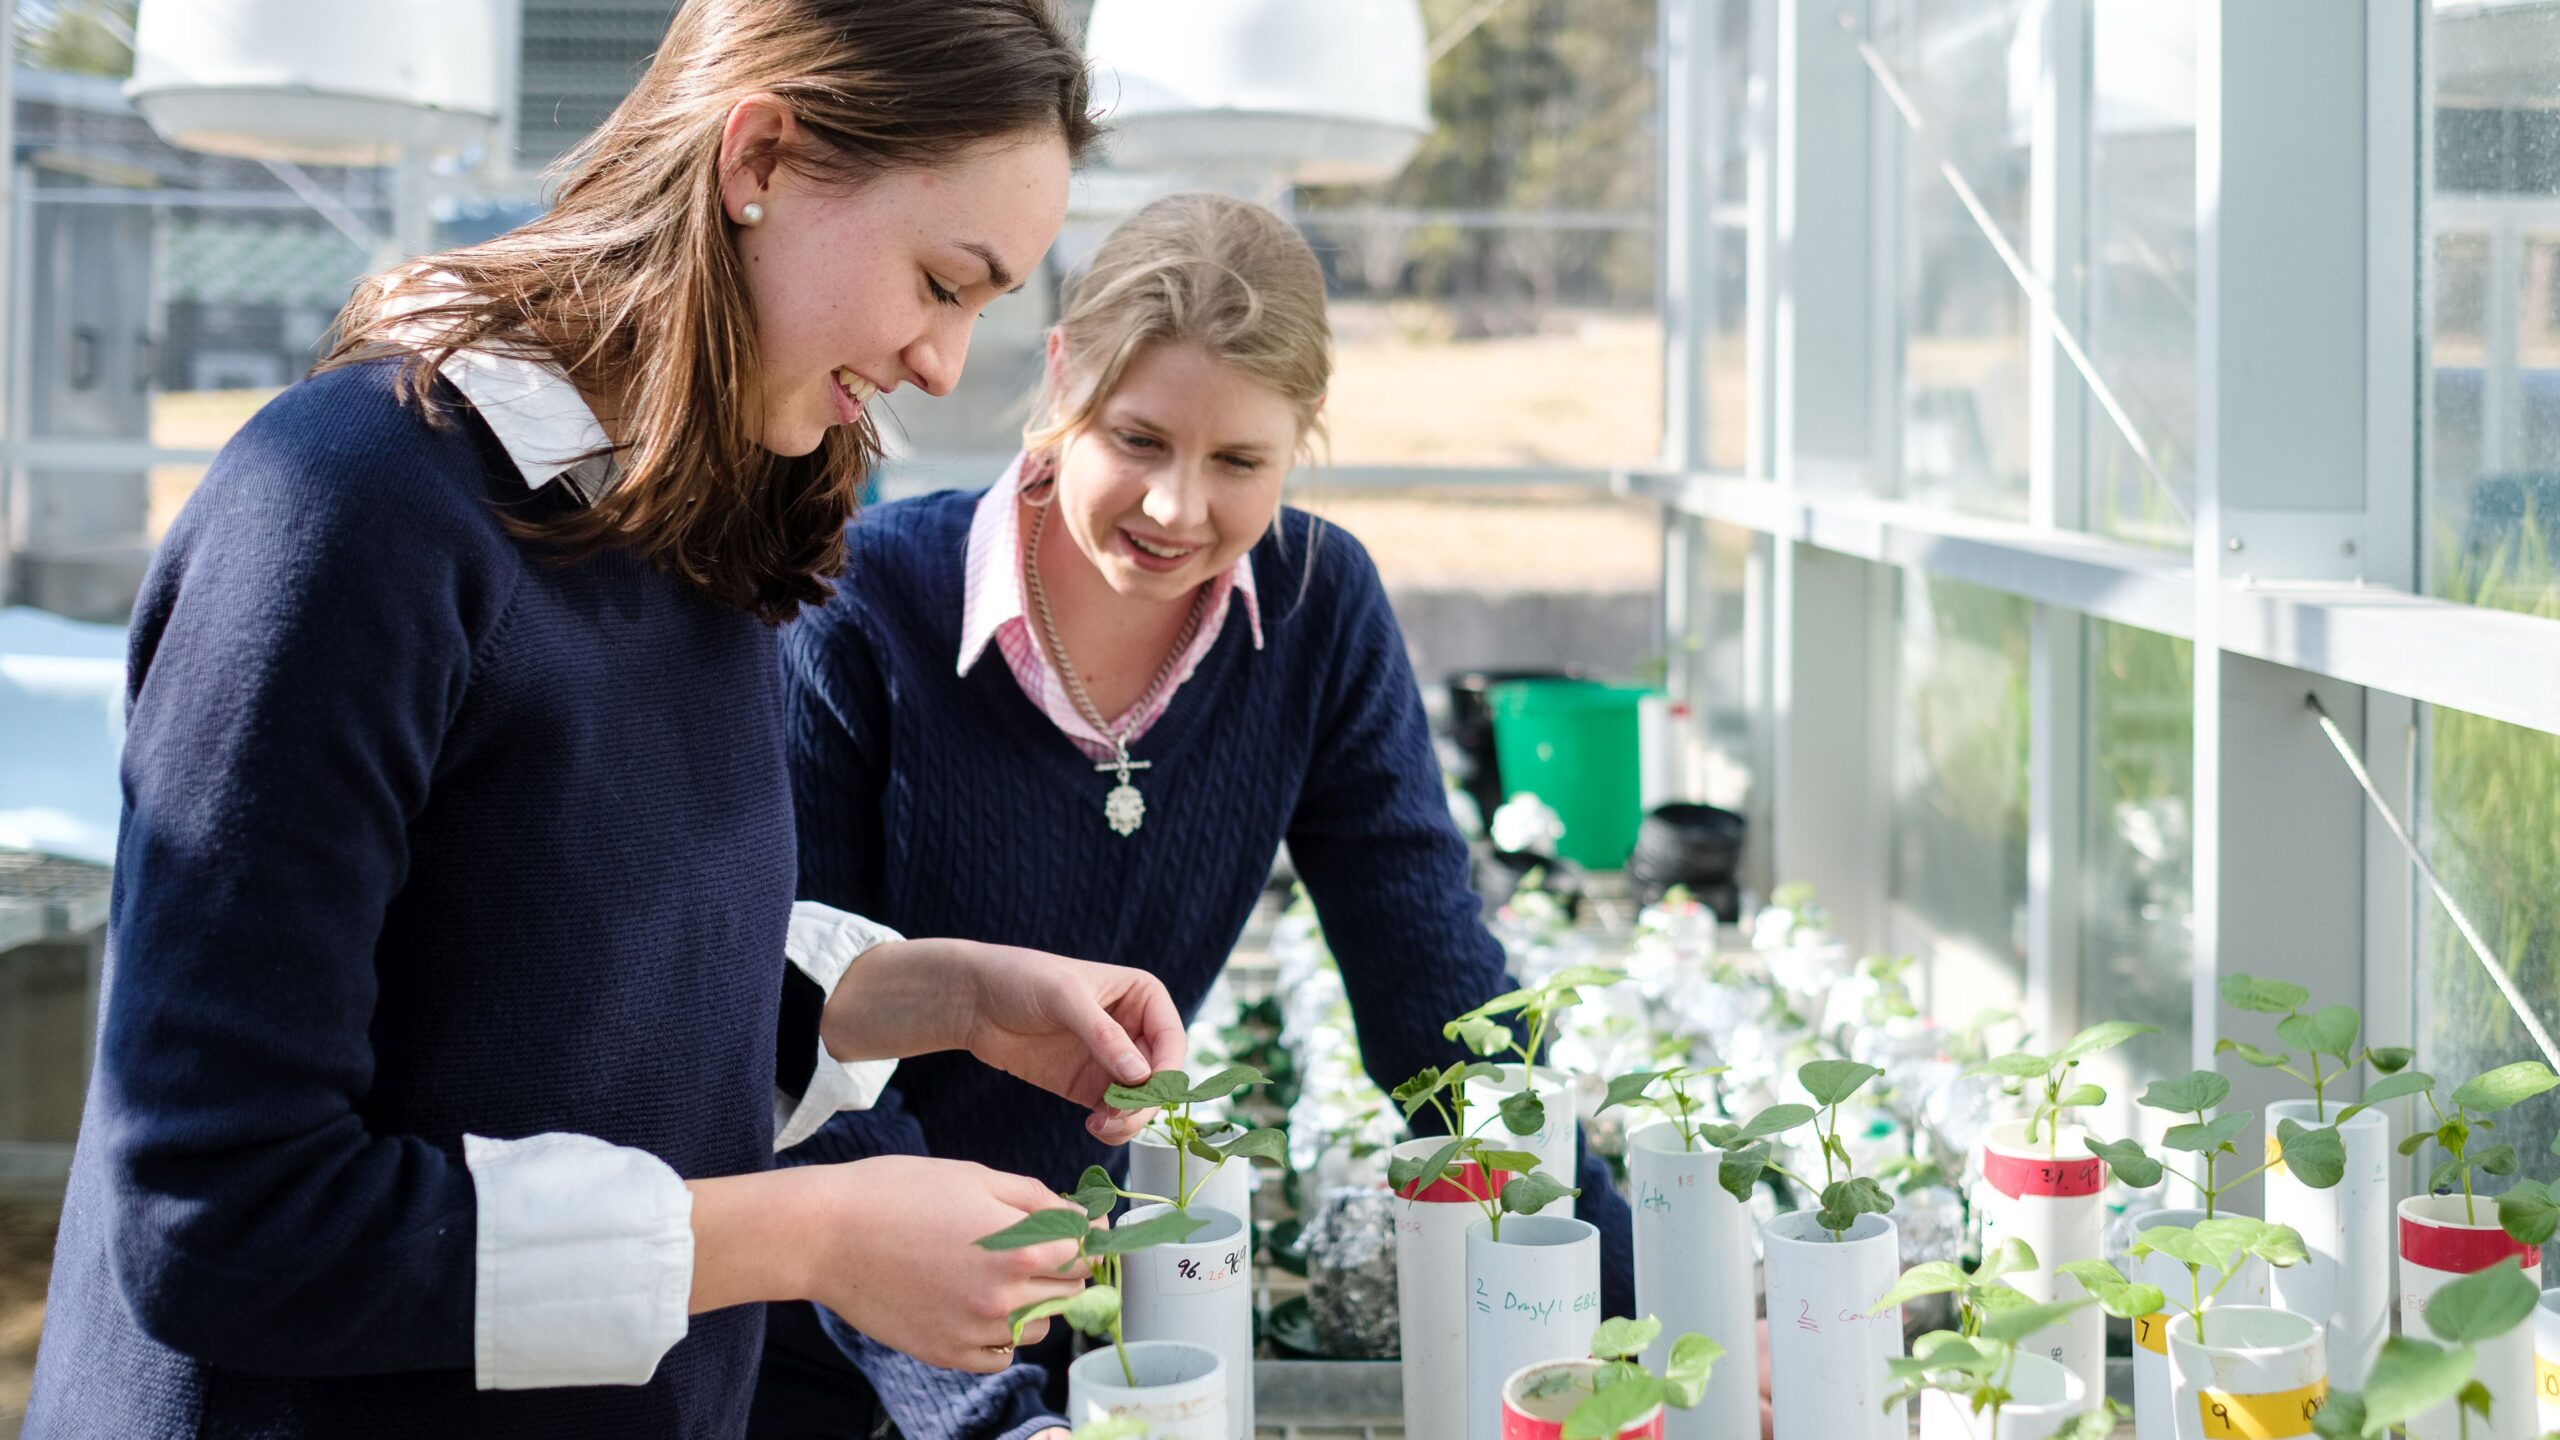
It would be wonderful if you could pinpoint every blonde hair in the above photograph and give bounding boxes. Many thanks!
[1027,193,1332,466]
[322,0,1100,624]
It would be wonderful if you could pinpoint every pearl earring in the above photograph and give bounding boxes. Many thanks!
[741,202,764,226]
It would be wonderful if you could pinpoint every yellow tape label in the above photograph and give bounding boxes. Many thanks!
[2539,1354,2560,1403]
[2264,1133,2287,1177]
[2197,1379,2328,1438]
[2135,1312,2170,1355]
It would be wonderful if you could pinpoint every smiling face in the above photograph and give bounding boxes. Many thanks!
[724,119,1071,457]
[1048,339,1306,602]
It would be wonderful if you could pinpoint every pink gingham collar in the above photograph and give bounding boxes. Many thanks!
[956,454,1262,757]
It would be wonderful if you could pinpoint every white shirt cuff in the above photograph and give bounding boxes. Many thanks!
[774,900,902,1151]
[464,1132,692,1390]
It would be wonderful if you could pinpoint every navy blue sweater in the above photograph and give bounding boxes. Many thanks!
[29,359,798,1438]
[761,490,1634,1440]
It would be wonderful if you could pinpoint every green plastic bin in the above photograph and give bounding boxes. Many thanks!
[1486,679,1654,870]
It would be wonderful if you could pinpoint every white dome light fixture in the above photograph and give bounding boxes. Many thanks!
[127,0,502,167]
[1083,0,1431,191]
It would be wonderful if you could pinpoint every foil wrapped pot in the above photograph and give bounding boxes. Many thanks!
[1301,1185,1400,1358]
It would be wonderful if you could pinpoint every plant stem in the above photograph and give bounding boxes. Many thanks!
[1171,1106,1190,1213]
[2310,1052,2327,1123]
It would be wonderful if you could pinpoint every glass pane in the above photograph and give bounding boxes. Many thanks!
[1892,573,2031,1009]
[2083,0,2196,547]
[2079,618,2194,1144]
[2418,702,2560,1265]
[2425,1,2560,623]
[1706,0,1755,474]
[1896,0,2033,520]
[1294,0,1661,469]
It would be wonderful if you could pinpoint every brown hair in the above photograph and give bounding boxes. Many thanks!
[1026,192,1333,466]
[321,0,1102,624]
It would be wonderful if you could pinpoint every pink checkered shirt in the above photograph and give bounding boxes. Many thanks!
[956,453,1263,762]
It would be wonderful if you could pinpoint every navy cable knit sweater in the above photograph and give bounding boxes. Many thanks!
[29,359,798,1438]
[759,489,1634,1440]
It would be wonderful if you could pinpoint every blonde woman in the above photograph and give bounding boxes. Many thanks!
[765,193,1634,1440]
[25,4,1190,1437]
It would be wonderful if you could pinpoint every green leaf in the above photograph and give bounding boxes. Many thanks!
[1094,1208,1210,1257]
[1974,1238,2041,1285]
[1499,1089,1547,1138]
[2524,1182,2560,1249]
[1478,1148,1543,1175]
[2367,1046,2416,1075]
[2452,1061,2560,1115]
[2139,1069,2233,1115]
[1066,1417,1150,1440]
[1069,1165,1120,1220]
[2276,1006,2361,1062]
[1500,1171,1580,1216]
[2160,1112,2263,1153]
[1978,1297,2098,1345]
[1966,1053,2058,1081]
[1450,989,1533,1024]
[2428,1154,2468,1193]
[2456,1380,2491,1420]
[1868,1261,1968,1316]
[1543,965,1630,996]
[2273,1120,2348,1189]
[2055,1021,2161,1065]
[1389,1138,1467,1196]
[2130,1224,2212,1271]
[2359,1335,2482,1430]
[2420,1258,2540,1345]
[1662,1332,1723,1409]
[1216,1127,1289,1165]
[1717,1143,1772,1204]
[2054,1261,2163,1320]
[2340,1070,2436,1123]
[1103,1070,1199,1110]
[1007,1283,1124,1344]
[1563,1373,1666,1440]
[976,1207,1093,1252]
[2220,973,2312,1014]
[2217,1038,2296,1070]
[2478,1143,2520,1178]
[1185,1063,1267,1103]
[1447,1014,1517,1057]
[1799,1059,1883,1108]
[2309,1389,2369,1440]
[1739,1103,1817,1141]
[2246,1222,2309,1269]
[1598,1071,1665,1116]
[2088,1136,2163,1188]
[1589,1315,1661,1360]
[1390,1067,1445,1117]
[1816,1176,1894,1234]
[2163,1111,2254,1157]
[2055,1083,2108,1110]
[1182,1132,1226,1168]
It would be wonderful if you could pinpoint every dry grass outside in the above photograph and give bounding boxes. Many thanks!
[0,1203,57,1419]
[1290,487,1659,594]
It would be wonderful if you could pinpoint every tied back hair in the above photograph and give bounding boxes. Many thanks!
[320,0,1101,624]
[1025,192,1335,607]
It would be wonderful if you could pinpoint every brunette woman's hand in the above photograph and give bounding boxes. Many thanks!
[691,1156,1089,1372]
[823,938,1186,1144]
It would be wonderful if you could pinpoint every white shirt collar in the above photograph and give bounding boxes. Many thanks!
[382,270,617,499]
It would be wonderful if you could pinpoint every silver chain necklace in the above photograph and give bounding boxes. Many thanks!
[1023,500,1209,836]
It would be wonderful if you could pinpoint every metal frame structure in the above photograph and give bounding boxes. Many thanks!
[1640,0,2560,1208]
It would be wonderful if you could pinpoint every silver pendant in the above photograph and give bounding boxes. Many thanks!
[1104,781,1146,836]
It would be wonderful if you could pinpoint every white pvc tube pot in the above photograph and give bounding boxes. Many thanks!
[2263,1100,2392,1390]
[1626,1122,1758,1440]
[1117,1204,1254,1440]
[2533,1287,2560,1433]
[1464,1213,1602,1440]
[1762,1210,1905,1440]
[1128,1125,1253,1231]
[2163,1306,2326,1440]
[2131,1207,2270,1440]
[2399,1194,2544,1440]
[1066,1339,1229,1438]
[1915,1351,2090,1440]
[1395,1136,1502,1440]
[1976,1119,2108,1400]
[1466,1064,1577,1211]
[1500,1358,1667,1439]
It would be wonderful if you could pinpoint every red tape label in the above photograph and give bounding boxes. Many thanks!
[1399,1160,1509,1205]
[1983,1147,2104,1199]
[2400,1214,2542,1275]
